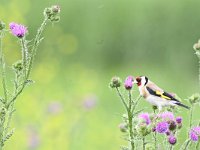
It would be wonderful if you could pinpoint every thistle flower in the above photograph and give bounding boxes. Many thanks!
[156,121,169,133]
[168,135,177,145]
[190,127,200,142]
[138,113,151,125]
[175,116,182,124]
[9,22,27,38]
[124,76,134,90]
[160,111,174,121]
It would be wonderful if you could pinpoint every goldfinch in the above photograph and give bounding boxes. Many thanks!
[134,76,190,111]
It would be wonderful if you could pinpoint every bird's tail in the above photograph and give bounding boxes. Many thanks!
[176,102,190,110]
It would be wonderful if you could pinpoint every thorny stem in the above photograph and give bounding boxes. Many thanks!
[196,141,200,150]
[128,90,134,150]
[116,87,128,111]
[153,131,157,149]
[142,137,145,150]
[169,145,173,150]
[153,108,157,150]
[0,31,7,104]
[183,139,191,150]
[26,17,47,79]
[131,95,142,114]
[199,60,200,92]
[0,31,7,149]
[195,121,200,150]
[115,88,136,150]
[3,18,48,148]
[7,17,48,109]
[20,37,28,78]
[189,104,194,129]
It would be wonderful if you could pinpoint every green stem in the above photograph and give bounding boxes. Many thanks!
[196,141,200,150]
[189,104,194,129]
[0,31,7,104]
[20,37,28,77]
[154,132,157,150]
[116,87,128,111]
[128,90,134,150]
[169,145,173,150]
[26,18,47,79]
[199,59,200,92]
[0,31,7,149]
[142,137,145,150]
[183,139,191,150]
[152,108,157,150]
[131,95,142,114]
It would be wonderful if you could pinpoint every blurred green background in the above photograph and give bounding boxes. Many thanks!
[0,0,200,149]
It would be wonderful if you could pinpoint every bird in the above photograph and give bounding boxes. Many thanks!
[133,76,190,111]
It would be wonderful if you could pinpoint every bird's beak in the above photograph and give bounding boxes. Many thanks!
[133,80,138,84]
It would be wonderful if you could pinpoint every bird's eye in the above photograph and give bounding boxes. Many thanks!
[136,77,141,82]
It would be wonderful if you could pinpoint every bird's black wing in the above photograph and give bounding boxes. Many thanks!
[146,86,179,102]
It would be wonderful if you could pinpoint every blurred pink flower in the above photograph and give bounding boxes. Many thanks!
[47,101,63,115]
[82,95,97,110]
[9,22,27,38]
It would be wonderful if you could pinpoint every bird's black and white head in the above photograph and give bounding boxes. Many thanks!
[135,76,149,87]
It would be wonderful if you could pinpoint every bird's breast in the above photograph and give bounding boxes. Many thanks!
[139,87,148,98]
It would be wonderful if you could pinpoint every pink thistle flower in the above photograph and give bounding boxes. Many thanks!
[156,121,169,133]
[9,22,27,38]
[159,111,174,121]
[124,76,133,90]
[168,135,177,145]
[175,116,182,124]
[138,113,151,125]
[190,126,200,142]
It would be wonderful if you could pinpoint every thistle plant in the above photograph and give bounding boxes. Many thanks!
[109,39,200,150]
[0,5,60,149]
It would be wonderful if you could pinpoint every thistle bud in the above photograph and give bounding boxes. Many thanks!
[152,105,157,111]
[193,42,200,51]
[13,60,23,71]
[137,123,151,136]
[168,135,177,145]
[118,123,127,132]
[52,5,60,13]
[188,93,200,104]
[44,5,61,22]
[175,116,182,124]
[1,107,6,116]
[177,123,182,129]
[168,120,177,131]
[109,76,121,88]
[0,21,5,30]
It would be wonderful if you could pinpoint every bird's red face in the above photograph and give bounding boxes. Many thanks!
[135,77,142,86]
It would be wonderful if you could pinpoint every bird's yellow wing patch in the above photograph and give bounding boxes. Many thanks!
[155,91,172,100]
